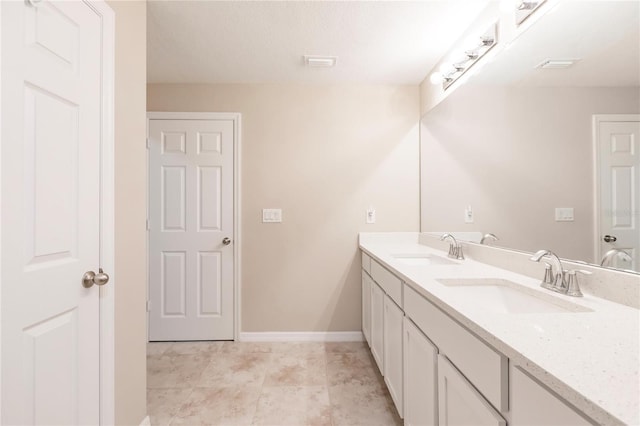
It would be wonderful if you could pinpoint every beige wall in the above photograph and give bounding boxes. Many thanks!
[108,1,147,424]
[420,85,639,262]
[148,84,420,332]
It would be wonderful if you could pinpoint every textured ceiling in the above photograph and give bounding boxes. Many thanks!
[147,0,490,85]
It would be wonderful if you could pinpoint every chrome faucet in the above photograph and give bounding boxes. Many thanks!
[480,233,498,245]
[530,249,566,293]
[441,233,464,260]
[600,249,632,267]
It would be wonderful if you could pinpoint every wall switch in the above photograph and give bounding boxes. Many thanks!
[366,207,376,224]
[555,207,574,222]
[464,205,474,223]
[262,208,282,223]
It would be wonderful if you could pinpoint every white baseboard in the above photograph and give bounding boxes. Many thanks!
[238,331,364,342]
[139,415,151,426]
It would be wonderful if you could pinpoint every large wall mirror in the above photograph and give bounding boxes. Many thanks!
[420,1,640,273]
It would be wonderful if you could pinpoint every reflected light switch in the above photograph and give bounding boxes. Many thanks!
[555,207,574,222]
[262,208,282,223]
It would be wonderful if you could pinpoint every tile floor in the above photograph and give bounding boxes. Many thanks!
[147,341,403,426]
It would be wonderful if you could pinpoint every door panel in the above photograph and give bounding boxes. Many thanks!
[149,119,234,341]
[403,317,438,426]
[438,355,506,426]
[2,1,105,424]
[370,281,385,374]
[384,294,404,418]
[598,120,640,270]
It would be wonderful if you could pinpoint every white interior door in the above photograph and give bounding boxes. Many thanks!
[597,118,640,271]
[1,1,106,424]
[148,118,234,341]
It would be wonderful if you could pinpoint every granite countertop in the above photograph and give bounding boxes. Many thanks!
[359,233,639,425]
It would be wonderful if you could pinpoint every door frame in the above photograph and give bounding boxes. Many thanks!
[592,114,640,264]
[146,112,242,341]
[0,0,115,423]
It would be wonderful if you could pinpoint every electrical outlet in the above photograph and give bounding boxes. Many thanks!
[366,207,376,224]
[464,205,474,223]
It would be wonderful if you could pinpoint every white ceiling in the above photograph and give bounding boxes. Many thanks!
[147,0,490,85]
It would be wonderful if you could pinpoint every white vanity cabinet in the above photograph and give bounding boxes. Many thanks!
[370,280,385,375]
[361,273,372,346]
[508,366,592,426]
[438,355,506,426]
[403,317,438,426]
[383,294,404,417]
[360,247,600,426]
[404,284,508,412]
[361,253,405,418]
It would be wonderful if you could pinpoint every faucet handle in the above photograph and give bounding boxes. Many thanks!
[540,262,554,289]
[565,269,592,297]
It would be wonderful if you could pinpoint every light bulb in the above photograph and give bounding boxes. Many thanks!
[439,63,456,76]
[499,0,517,13]
[430,72,444,85]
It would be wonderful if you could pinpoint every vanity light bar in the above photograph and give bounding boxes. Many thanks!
[430,23,498,90]
[516,0,546,25]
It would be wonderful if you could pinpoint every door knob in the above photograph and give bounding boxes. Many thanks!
[603,235,617,243]
[222,237,232,246]
[82,268,110,288]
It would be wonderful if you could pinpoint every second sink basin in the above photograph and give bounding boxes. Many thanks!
[392,254,458,266]
[436,278,592,314]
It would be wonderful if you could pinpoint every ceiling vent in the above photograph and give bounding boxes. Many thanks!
[536,59,580,69]
[303,56,337,68]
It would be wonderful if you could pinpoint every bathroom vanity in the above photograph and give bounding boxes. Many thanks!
[360,232,639,426]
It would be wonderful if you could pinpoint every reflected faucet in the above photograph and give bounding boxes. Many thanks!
[480,233,499,245]
[441,233,464,260]
[530,249,566,292]
[600,249,632,267]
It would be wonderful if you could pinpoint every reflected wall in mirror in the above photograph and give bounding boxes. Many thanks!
[420,0,640,272]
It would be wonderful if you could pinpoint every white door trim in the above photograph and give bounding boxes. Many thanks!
[146,112,242,341]
[0,3,4,421]
[592,114,640,264]
[90,1,116,424]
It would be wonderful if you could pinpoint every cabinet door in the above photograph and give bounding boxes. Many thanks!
[362,273,372,346]
[370,281,385,375]
[509,366,592,426]
[438,355,506,426]
[404,317,438,426]
[384,294,404,418]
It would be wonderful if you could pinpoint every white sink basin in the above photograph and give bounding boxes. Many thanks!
[392,254,458,266]
[436,278,592,314]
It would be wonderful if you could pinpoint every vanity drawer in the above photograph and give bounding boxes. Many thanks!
[370,259,402,307]
[361,251,372,275]
[404,284,508,412]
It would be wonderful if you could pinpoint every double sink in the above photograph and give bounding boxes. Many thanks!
[391,254,592,315]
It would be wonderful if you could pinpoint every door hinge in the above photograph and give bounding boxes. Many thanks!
[146,300,151,312]
[146,219,150,230]
[146,137,150,149]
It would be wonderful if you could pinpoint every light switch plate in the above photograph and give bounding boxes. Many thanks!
[262,208,282,223]
[555,207,574,222]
